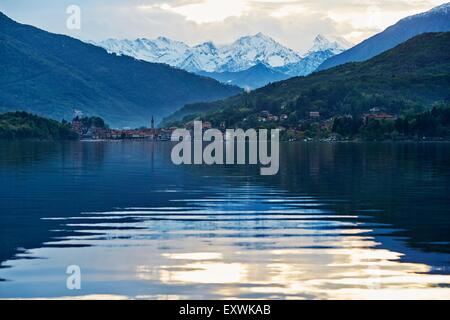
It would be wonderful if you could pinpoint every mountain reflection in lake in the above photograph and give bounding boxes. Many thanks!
[0,141,449,299]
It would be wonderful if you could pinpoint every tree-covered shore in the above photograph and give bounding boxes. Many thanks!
[275,104,450,142]
[0,112,78,140]
[330,105,450,141]
[2,106,450,142]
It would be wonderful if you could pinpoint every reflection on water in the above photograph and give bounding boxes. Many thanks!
[0,141,449,299]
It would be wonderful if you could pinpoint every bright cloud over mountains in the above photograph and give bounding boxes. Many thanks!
[0,0,446,51]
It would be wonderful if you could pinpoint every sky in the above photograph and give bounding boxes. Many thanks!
[0,0,447,52]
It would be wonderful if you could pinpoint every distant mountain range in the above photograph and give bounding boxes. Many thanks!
[0,12,241,128]
[97,33,349,89]
[318,2,450,71]
[166,32,450,125]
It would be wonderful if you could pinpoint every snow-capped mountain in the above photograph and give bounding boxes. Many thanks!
[96,33,349,88]
[179,41,222,72]
[214,33,302,72]
[308,34,349,55]
[276,35,349,76]
[97,33,305,73]
[98,37,191,67]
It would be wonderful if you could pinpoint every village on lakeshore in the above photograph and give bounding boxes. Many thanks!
[69,106,399,142]
[70,115,176,141]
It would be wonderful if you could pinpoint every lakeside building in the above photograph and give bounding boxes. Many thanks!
[363,112,397,123]
[109,128,176,140]
[71,116,176,141]
[92,127,112,140]
[71,118,84,135]
[309,111,321,119]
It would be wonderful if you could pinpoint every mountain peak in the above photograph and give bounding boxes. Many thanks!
[236,33,282,46]
[235,32,276,45]
[314,34,329,43]
[309,34,348,54]
[156,36,171,43]
[254,32,271,40]
[312,34,332,49]
[197,41,216,48]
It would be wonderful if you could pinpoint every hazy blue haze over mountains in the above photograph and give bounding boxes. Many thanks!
[198,63,290,91]
[318,2,450,71]
[0,12,241,128]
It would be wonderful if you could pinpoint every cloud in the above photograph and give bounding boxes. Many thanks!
[0,0,446,51]
[148,0,250,23]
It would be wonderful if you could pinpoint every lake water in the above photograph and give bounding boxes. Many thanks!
[0,141,449,299]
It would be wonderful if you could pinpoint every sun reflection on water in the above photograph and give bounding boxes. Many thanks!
[1,188,449,300]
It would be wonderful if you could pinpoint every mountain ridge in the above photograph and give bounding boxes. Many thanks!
[317,2,450,71]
